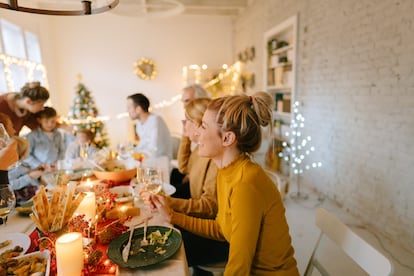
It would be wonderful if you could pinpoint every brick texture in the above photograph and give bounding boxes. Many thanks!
[234,0,414,251]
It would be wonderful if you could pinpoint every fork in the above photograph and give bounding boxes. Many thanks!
[122,224,135,262]
[140,218,148,247]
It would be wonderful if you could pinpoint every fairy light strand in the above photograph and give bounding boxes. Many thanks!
[279,101,322,175]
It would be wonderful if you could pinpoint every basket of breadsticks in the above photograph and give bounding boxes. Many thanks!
[30,186,86,233]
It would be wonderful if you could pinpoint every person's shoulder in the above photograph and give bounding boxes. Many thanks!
[26,127,41,136]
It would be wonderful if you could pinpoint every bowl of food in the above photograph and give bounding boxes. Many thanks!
[93,160,137,183]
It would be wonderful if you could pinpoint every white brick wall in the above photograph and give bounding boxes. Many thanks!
[234,0,414,251]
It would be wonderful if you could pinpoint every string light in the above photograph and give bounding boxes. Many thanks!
[279,101,322,175]
[0,53,49,90]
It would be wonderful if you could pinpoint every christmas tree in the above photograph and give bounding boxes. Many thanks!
[279,101,322,199]
[67,78,109,148]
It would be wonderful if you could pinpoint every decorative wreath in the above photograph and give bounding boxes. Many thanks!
[134,58,157,80]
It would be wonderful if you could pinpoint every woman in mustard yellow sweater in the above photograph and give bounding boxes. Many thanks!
[152,92,299,275]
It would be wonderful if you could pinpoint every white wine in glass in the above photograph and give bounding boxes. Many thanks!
[144,167,163,195]
[0,185,16,225]
[79,143,90,160]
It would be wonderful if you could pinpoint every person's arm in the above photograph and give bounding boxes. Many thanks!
[151,194,225,241]
[0,140,18,170]
[9,165,41,190]
[223,177,263,275]
[23,132,43,168]
[167,160,218,218]
[171,211,226,241]
[177,136,191,174]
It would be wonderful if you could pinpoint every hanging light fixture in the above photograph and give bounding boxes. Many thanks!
[0,0,119,16]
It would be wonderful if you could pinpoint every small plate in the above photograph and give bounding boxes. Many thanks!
[130,179,176,196]
[12,250,50,276]
[162,183,176,196]
[0,233,31,256]
[107,226,181,268]
[110,185,135,203]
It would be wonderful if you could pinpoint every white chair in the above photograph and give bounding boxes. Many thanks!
[264,168,288,200]
[197,262,226,276]
[171,134,181,160]
[304,208,393,276]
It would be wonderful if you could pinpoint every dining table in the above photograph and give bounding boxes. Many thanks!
[1,185,190,276]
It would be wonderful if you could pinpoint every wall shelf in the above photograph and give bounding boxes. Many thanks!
[264,14,298,179]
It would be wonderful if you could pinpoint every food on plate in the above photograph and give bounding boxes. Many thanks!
[0,241,11,250]
[129,228,173,256]
[100,160,127,172]
[148,229,172,246]
[0,246,24,262]
[30,186,86,233]
[0,252,48,275]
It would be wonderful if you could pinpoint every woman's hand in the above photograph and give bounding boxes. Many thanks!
[0,140,18,170]
[149,194,172,223]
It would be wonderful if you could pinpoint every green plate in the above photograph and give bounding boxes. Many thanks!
[107,226,182,268]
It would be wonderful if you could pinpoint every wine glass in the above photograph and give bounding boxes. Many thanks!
[0,185,16,225]
[0,123,10,147]
[144,167,163,195]
[79,142,90,160]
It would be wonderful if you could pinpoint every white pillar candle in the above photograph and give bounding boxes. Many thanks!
[75,192,96,222]
[56,232,84,276]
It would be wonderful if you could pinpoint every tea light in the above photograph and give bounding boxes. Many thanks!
[75,192,96,222]
[56,232,84,276]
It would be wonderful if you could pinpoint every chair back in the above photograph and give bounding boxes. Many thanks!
[305,208,393,276]
[264,169,287,200]
[171,135,181,160]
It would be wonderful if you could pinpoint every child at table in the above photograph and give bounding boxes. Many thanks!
[64,129,98,160]
[8,136,47,204]
[24,106,65,171]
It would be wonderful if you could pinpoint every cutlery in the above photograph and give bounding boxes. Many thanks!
[87,159,105,171]
[140,218,149,247]
[122,224,135,262]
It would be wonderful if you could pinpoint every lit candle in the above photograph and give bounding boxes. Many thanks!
[56,232,84,276]
[75,192,96,222]
[85,178,93,188]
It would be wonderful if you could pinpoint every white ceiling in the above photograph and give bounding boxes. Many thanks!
[0,0,250,17]
[111,0,250,18]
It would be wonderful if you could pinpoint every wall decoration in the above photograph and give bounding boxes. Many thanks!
[237,46,256,62]
[248,46,255,61]
[134,58,157,80]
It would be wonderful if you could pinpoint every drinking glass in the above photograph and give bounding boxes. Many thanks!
[0,185,16,225]
[79,142,90,160]
[0,123,10,147]
[144,167,163,195]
